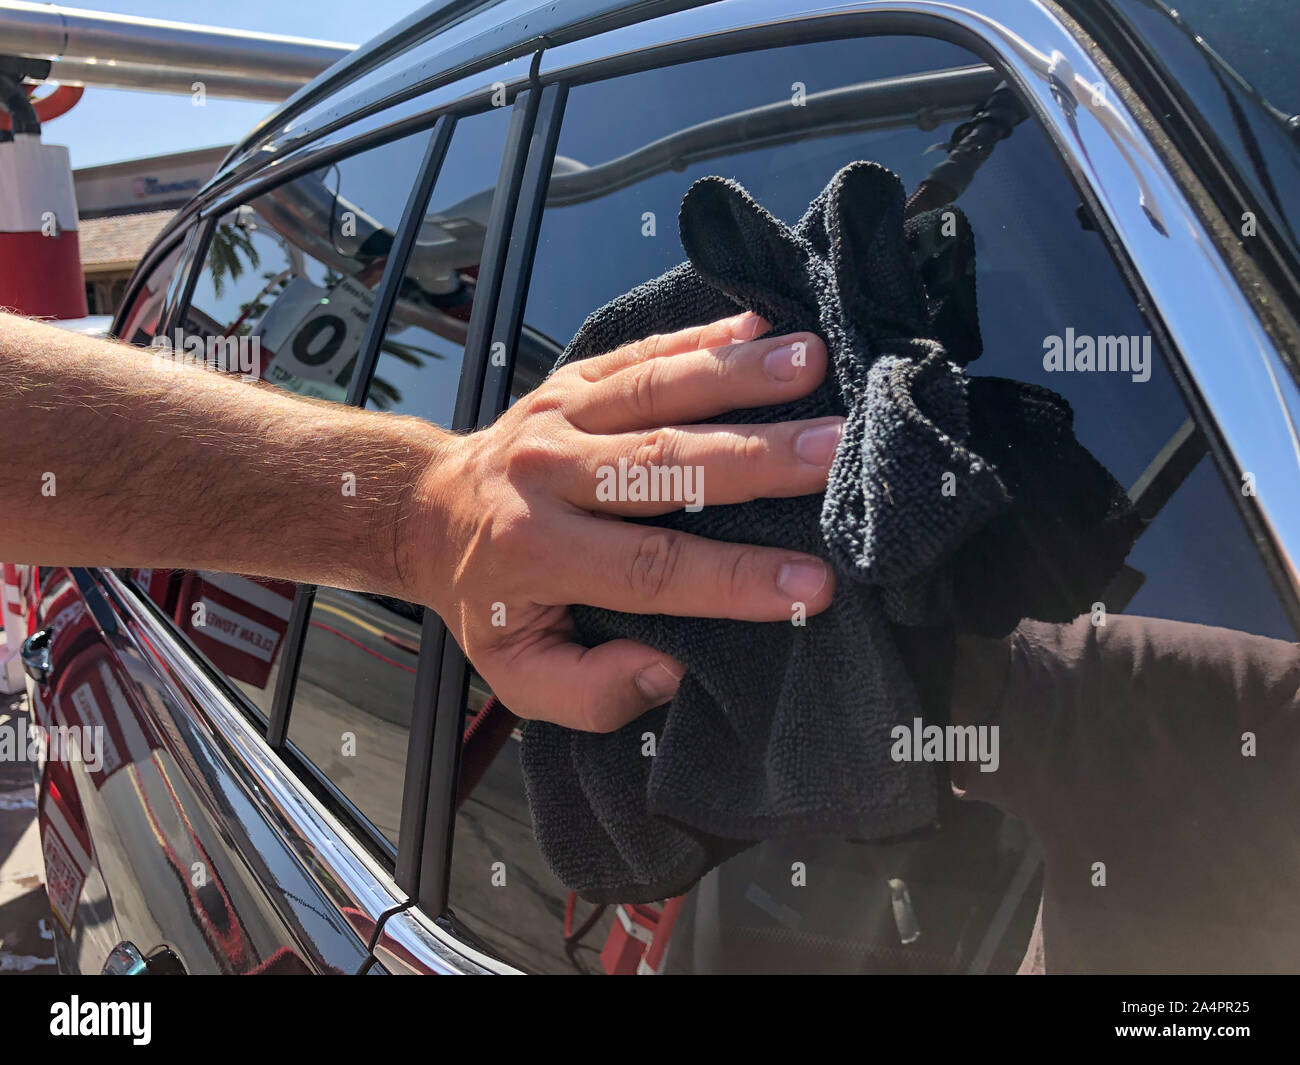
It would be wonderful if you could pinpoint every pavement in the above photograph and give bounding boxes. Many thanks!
[0,691,56,974]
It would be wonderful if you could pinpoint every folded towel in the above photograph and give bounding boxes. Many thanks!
[520,161,1138,903]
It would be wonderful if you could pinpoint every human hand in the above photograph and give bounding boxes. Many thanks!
[404,312,842,730]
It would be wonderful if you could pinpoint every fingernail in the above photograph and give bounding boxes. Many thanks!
[636,662,682,704]
[778,559,828,601]
[795,420,843,466]
[764,343,803,381]
[731,313,768,341]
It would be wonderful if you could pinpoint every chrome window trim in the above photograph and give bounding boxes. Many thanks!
[218,1,500,172]
[199,57,532,225]
[98,569,479,970]
[217,1,713,176]
[373,906,513,976]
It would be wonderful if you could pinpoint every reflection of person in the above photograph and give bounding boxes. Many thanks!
[952,615,1300,973]
[0,310,840,730]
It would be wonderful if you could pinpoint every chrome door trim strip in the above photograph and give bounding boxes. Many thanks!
[373,908,512,976]
[100,568,493,974]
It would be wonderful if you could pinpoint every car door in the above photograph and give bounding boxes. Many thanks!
[27,104,516,973]
[368,0,1300,974]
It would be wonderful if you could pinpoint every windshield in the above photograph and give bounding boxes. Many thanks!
[1141,0,1300,118]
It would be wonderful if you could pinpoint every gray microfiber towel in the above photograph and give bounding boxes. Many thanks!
[520,161,1139,903]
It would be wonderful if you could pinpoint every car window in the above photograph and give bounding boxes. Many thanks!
[283,106,514,848]
[1134,0,1300,117]
[1108,0,1300,300]
[130,129,435,726]
[443,34,1298,974]
[116,235,190,346]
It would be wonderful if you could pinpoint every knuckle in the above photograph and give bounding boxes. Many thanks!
[620,361,663,422]
[504,434,559,481]
[711,339,747,370]
[630,427,675,470]
[733,428,770,466]
[641,329,675,360]
[547,361,580,387]
[516,384,564,419]
[678,323,708,355]
[718,546,762,601]
[627,530,683,600]
[574,688,619,734]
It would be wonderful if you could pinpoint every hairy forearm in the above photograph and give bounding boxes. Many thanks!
[2,307,844,728]
[0,314,446,598]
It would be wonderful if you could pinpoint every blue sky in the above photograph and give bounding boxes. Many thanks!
[37,1,429,167]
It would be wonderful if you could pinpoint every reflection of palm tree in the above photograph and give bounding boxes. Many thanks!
[367,336,444,411]
[207,223,262,299]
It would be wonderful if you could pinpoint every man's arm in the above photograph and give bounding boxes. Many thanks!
[1,311,841,730]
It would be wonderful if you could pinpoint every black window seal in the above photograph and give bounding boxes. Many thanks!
[395,611,450,888]
[265,585,315,748]
[160,216,215,341]
[475,83,569,425]
[110,228,191,342]
[346,115,458,407]
[411,87,543,911]
[417,81,567,921]
[267,116,456,864]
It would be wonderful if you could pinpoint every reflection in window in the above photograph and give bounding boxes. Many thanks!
[444,36,1298,974]
[284,107,514,846]
[130,131,437,723]
[116,238,187,347]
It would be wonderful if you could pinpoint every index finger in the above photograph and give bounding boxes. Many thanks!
[571,311,769,381]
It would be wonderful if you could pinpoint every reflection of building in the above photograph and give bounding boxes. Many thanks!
[74,146,231,315]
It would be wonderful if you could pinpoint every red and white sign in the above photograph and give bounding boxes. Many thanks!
[174,571,294,687]
[39,773,92,935]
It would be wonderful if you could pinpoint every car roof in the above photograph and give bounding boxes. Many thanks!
[216,0,716,182]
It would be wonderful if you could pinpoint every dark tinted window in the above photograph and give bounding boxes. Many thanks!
[1136,0,1300,117]
[285,107,513,846]
[132,130,434,725]
[444,35,1296,973]
[1111,0,1300,296]
[116,236,189,346]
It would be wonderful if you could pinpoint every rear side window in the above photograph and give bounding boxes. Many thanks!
[131,130,435,726]
[443,34,1297,973]
[284,107,514,847]
[116,236,189,346]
